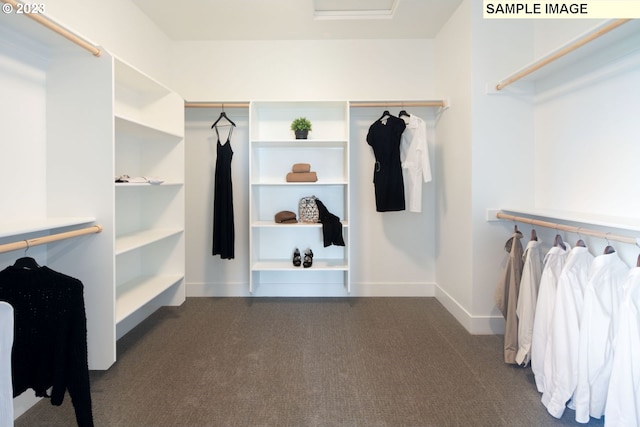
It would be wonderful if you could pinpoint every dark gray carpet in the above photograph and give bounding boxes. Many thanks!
[15,297,605,427]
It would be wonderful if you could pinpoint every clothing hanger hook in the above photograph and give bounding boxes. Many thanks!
[24,239,30,256]
[605,232,611,246]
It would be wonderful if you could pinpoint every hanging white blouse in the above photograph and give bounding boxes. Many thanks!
[515,238,544,366]
[605,267,640,427]
[400,114,432,213]
[0,301,13,427]
[574,251,629,423]
[542,245,594,418]
[531,243,571,394]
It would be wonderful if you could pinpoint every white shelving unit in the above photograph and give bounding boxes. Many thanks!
[113,58,185,340]
[0,12,185,373]
[249,101,350,295]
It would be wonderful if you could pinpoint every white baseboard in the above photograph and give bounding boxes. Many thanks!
[434,285,505,335]
[186,281,503,335]
[186,281,435,298]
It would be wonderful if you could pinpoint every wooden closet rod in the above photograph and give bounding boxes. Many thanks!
[496,212,639,246]
[185,102,250,108]
[496,19,630,91]
[0,225,103,255]
[1,0,101,57]
[350,101,446,108]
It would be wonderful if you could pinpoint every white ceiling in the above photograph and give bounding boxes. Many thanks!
[131,0,462,41]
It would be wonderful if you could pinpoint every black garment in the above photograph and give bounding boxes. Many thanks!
[0,261,94,427]
[366,114,407,212]
[212,126,235,259]
[315,198,345,247]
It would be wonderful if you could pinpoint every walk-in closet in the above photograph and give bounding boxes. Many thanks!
[2,1,640,426]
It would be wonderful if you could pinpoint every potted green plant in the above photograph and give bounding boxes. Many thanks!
[290,117,312,139]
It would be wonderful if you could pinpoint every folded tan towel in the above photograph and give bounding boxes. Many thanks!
[274,210,297,223]
[291,163,311,173]
[286,172,318,182]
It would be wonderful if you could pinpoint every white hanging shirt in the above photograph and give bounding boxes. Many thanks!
[400,114,432,213]
[574,251,629,423]
[542,246,594,418]
[531,243,571,394]
[0,301,13,427]
[515,238,544,366]
[605,267,640,427]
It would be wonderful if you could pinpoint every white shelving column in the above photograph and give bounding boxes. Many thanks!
[249,101,350,296]
[113,58,185,339]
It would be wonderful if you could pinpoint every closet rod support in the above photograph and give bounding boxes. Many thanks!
[1,0,101,56]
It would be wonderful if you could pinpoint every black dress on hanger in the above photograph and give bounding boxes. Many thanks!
[366,111,407,211]
[212,123,235,259]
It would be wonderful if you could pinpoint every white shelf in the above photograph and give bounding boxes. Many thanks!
[116,274,184,323]
[252,259,348,271]
[251,180,348,186]
[496,19,640,90]
[0,217,96,239]
[115,114,183,140]
[115,182,184,188]
[115,228,184,255]
[251,220,349,228]
[251,140,347,147]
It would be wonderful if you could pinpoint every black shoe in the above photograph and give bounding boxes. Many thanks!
[303,249,313,268]
[292,248,301,267]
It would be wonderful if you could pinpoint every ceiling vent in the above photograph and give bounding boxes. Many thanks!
[313,0,400,20]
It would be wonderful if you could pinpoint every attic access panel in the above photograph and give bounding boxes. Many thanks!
[314,0,400,19]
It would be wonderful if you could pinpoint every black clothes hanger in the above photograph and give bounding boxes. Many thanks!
[604,245,616,254]
[378,110,392,122]
[554,234,566,250]
[637,254,640,267]
[576,239,586,247]
[399,110,410,118]
[211,111,236,128]
[13,257,40,270]
[530,229,538,241]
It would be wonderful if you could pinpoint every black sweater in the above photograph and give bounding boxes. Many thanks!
[0,261,94,427]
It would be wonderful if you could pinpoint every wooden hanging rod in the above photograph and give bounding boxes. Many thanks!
[350,101,447,108]
[496,212,639,246]
[495,19,630,91]
[185,102,250,109]
[184,101,448,109]
[0,224,103,255]
[1,0,101,56]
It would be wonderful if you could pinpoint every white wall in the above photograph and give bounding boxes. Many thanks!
[170,39,437,101]
[531,20,640,268]
[185,106,438,297]
[46,0,172,86]
[434,0,535,333]
[433,0,474,325]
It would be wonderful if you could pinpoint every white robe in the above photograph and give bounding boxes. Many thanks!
[574,252,629,423]
[400,114,431,213]
[542,246,594,418]
[0,301,13,427]
[531,243,571,394]
[605,267,640,427]
[515,238,543,366]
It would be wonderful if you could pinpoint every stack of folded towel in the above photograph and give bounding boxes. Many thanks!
[286,163,318,182]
